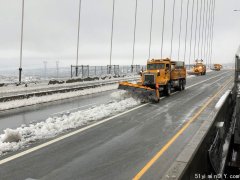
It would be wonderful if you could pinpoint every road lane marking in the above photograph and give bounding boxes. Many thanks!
[0,72,231,165]
[132,78,233,180]
[186,71,229,89]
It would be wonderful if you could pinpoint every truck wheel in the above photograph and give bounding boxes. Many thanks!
[182,80,186,90]
[179,80,183,91]
[166,83,171,96]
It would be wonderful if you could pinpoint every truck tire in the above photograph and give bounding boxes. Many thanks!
[179,80,183,91]
[166,83,171,96]
[182,80,186,90]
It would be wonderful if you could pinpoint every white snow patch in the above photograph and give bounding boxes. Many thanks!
[0,96,140,155]
[1,129,22,143]
[110,90,133,101]
[215,90,231,109]
[0,84,118,111]
[206,69,213,73]
[186,74,195,79]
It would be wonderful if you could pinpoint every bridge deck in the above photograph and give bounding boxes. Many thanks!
[0,70,234,180]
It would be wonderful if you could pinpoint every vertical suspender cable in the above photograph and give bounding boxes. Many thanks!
[19,0,25,83]
[160,0,166,59]
[109,0,115,73]
[177,0,184,61]
[131,0,138,72]
[148,0,154,59]
[206,0,212,68]
[170,0,176,59]
[203,0,209,66]
[188,0,195,68]
[201,0,206,60]
[208,0,214,66]
[193,0,199,61]
[197,0,202,59]
[205,0,210,67]
[75,0,82,77]
[183,0,190,63]
[210,0,216,66]
[208,0,213,66]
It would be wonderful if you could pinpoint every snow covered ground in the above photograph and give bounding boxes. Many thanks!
[215,90,231,109]
[0,84,119,111]
[0,74,139,95]
[0,90,140,156]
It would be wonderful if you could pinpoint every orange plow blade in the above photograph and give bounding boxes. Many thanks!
[118,82,160,102]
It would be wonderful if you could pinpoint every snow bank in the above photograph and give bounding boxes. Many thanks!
[206,69,213,73]
[110,90,133,101]
[0,84,118,111]
[0,75,139,94]
[0,93,140,155]
[2,129,22,143]
[215,90,231,109]
[187,74,195,79]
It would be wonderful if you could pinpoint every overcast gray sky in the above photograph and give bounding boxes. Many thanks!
[0,0,239,69]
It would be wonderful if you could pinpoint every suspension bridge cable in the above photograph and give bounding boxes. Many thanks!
[19,0,25,83]
[204,1,211,64]
[170,0,176,59]
[177,0,184,61]
[188,0,195,68]
[204,0,210,66]
[132,0,138,69]
[210,0,215,66]
[208,0,214,64]
[148,0,154,59]
[193,0,199,61]
[160,0,166,59]
[210,0,216,66]
[206,0,212,67]
[197,0,203,59]
[75,0,82,76]
[183,0,190,63]
[201,0,206,60]
[109,0,115,71]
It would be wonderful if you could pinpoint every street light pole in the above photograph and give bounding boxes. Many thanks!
[19,0,25,84]
[76,0,82,77]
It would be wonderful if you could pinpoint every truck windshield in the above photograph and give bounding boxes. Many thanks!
[147,63,165,70]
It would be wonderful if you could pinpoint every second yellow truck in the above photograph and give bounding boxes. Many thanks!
[213,64,222,71]
[118,58,186,102]
[188,60,206,76]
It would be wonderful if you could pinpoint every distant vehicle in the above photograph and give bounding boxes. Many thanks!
[188,59,206,76]
[118,58,186,102]
[212,64,222,71]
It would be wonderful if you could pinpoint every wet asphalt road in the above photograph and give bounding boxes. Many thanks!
[0,70,234,180]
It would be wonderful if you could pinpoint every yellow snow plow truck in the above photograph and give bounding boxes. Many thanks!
[213,64,222,71]
[118,58,186,102]
[188,60,206,76]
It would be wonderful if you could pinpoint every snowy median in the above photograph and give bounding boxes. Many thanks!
[0,84,119,111]
[0,90,141,156]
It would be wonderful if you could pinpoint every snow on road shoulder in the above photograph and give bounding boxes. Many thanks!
[215,90,231,109]
[0,91,141,156]
[0,84,118,111]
